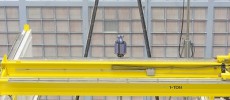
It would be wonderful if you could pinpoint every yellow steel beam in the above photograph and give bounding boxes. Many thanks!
[0,78,230,96]
[0,55,223,78]
[0,54,230,96]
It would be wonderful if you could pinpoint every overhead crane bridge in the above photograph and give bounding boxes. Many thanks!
[1,0,230,99]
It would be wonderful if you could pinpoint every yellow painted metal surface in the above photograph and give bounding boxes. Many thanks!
[221,71,230,80]
[209,96,215,100]
[217,53,230,63]
[23,24,30,32]
[0,54,230,96]
[0,78,230,96]
[12,95,17,100]
[1,60,222,78]
[0,56,223,78]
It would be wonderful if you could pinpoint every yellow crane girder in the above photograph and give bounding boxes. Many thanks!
[0,54,230,96]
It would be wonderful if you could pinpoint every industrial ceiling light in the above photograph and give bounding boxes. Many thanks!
[114,35,127,58]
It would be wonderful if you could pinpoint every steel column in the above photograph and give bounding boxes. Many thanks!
[205,0,214,58]
[19,0,27,32]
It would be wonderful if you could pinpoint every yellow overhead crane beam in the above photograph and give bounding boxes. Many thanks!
[0,54,230,96]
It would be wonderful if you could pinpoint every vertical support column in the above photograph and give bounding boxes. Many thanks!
[82,0,89,57]
[205,0,214,58]
[19,0,27,32]
[144,0,153,99]
[184,0,191,58]
[82,1,92,99]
